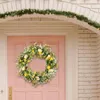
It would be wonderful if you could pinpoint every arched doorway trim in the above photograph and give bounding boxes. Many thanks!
[0,9,99,35]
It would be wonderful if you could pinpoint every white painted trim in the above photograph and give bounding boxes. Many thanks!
[0,14,99,35]
[66,30,78,100]
[0,0,100,24]
[0,33,7,100]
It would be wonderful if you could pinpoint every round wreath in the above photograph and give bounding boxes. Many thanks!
[16,43,58,86]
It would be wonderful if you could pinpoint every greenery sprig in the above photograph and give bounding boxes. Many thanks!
[0,9,100,29]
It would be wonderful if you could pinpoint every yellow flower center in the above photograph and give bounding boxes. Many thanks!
[34,71,36,74]
[24,72,28,77]
[24,59,27,62]
[50,57,53,61]
[27,60,30,63]
[46,55,51,60]
[47,66,51,70]
[32,74,35,78]
[32,50,35,54]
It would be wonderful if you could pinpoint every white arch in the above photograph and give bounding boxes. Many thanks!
[0,0,99,22]
[0,14,100,35]
[0,0,100,34]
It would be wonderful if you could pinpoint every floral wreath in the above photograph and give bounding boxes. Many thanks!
[16,43,58,86]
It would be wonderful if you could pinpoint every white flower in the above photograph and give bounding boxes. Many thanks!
[48,69,54,73]
[46,55,51,60]
[22,67,25,71]
[36,76,40,81]
[38,49,42,53]
[24,54,28,59]
[47,55,51,58]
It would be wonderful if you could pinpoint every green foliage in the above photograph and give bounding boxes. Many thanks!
[0,9,99,29]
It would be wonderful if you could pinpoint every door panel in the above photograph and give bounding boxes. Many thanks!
[8,36,65,100]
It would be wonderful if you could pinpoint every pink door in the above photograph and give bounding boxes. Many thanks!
[8,36,65,100]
